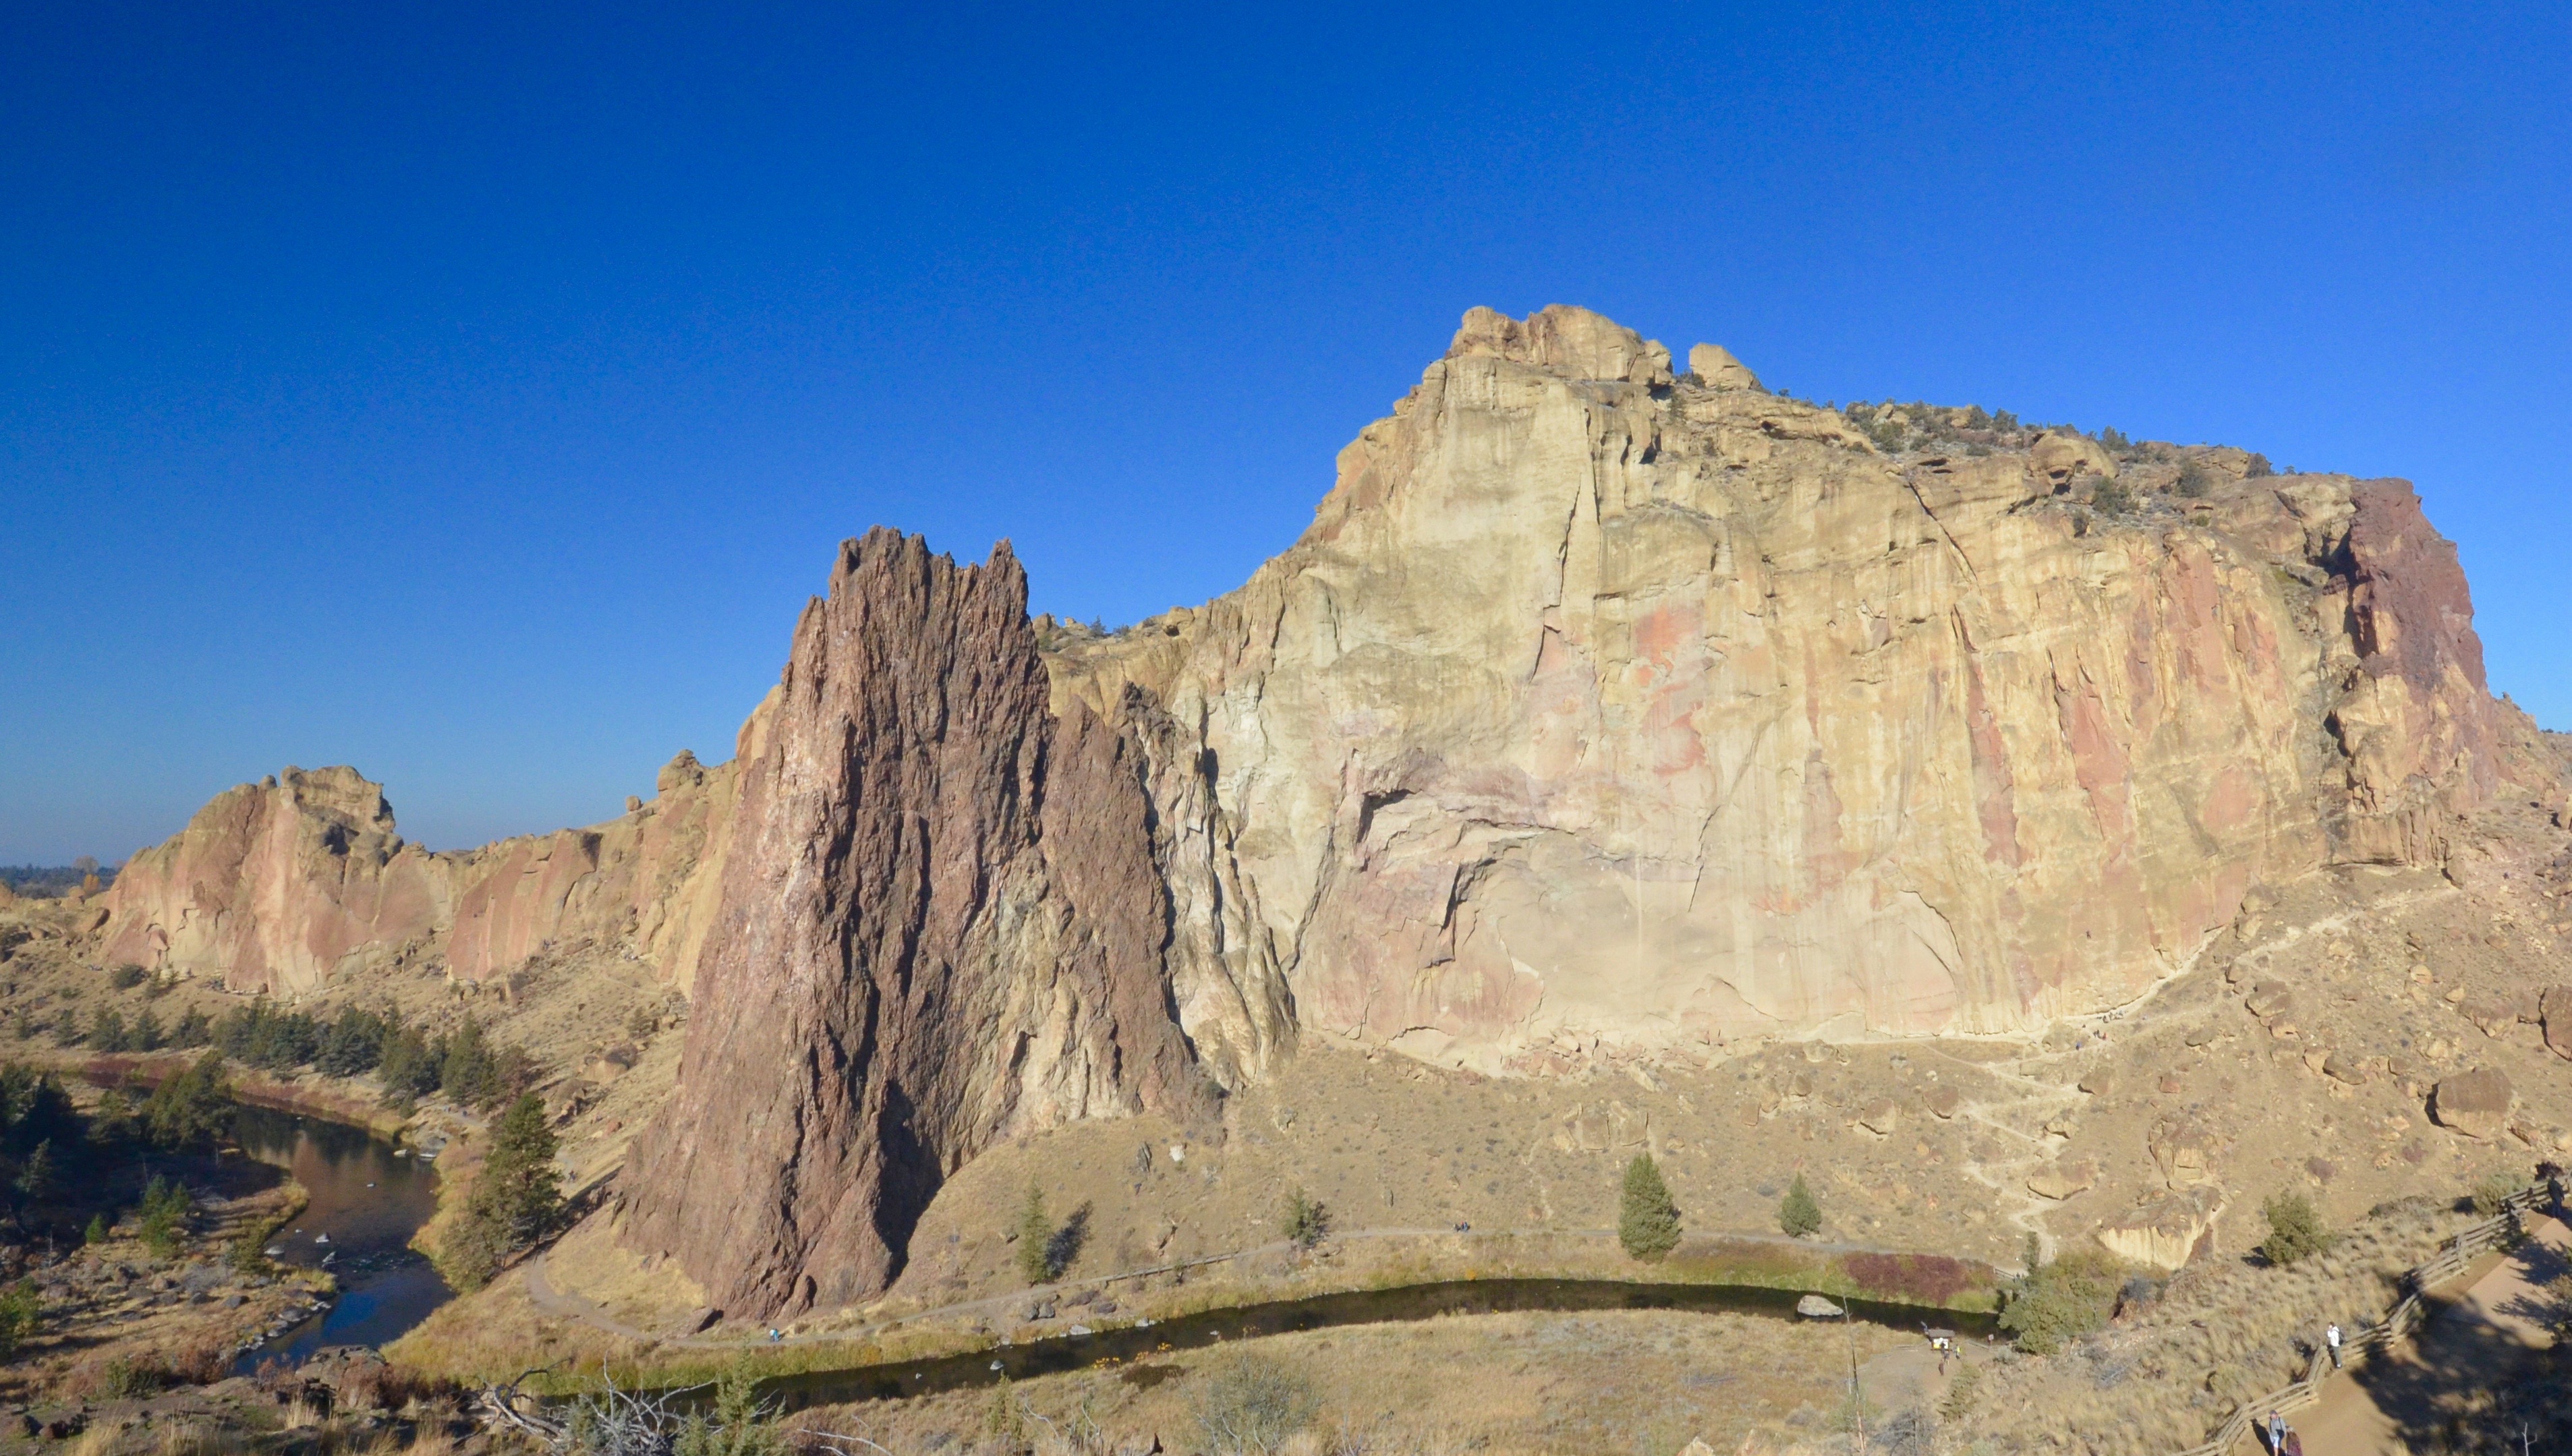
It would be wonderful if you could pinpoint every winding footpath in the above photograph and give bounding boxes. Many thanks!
[2237,1214,2569,1455]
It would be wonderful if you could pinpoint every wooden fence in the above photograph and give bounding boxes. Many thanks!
[2167,1180,2560,1456]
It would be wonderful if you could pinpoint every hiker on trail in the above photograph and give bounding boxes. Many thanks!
[2268,1412,2287,1451]
[2326,1322,2343,1368]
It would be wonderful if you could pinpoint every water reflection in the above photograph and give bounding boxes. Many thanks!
[229,1105,452,1366]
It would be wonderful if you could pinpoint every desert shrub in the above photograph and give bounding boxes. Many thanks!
[215,998,320,1070]
[376,1020,442,1103]
[1939,1363,1981,1421]
[1189,1355,1318,1456]
[1962,405,1993,430]
[1618,1153,1682,1261]
[87,1088,136,1144]
[2258,1191,2333,1266]
[2176,460,2215,498]
[170,1008,212,1049]
[90,1008,132,1053]
[315,1006,389,1077]
[1015,1184,1056,1285]
[138,1175,194,1256]
[1779,1173,1822,1238]
[1281,1187,1329,1250]
[2098,426,2130,450]
[171,1339,229,1386]
[1998,1245,2125,1353]
[1840,1251,1982,1306]
[2088,477,2136,515]
[132,1008,164,1051]
[84,1213,108,1245]
[231,1215,282,1275]
[440,1093,561,1289]
[2469,1172,2525,1217]
[985,1372,1024,1440]
[0,1282,38,1359]
[12,1137,56,1202]
[2245,453,2274,477]
[437,1016,535,1110]
[672,1360,784,1456]
[108,964,148,991]
[1993,409,2020,432]
[144,1051,232,1149]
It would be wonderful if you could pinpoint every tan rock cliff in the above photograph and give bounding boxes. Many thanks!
[1047,304,2556,1074]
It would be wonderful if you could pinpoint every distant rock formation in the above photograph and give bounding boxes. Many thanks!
[619,529,1212,1314]
[98,757,740,996]
[98,767,444,992]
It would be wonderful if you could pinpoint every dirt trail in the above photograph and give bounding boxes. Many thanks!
[2237,1214,2569,1455]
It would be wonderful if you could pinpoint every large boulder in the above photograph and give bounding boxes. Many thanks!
[2543,985,2572,1060]
[2027,1159,2098,1202]
[2149,1115,2221,1188]
[2096,1188,2223,1272]
[2430,1068,2514,1140]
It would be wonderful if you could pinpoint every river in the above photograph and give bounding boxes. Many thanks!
[754,1277,1997,1408]
[228,1104,452,1368]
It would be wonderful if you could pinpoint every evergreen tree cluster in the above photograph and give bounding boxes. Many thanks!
[440,1093,563,1289]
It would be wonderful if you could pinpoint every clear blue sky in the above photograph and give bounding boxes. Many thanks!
[3,3,2566,865]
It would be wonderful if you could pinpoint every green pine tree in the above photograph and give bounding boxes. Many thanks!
[1014,1185,1054,1285]
[12,1139,54,1203]
[1618,1154,1682,1261]
[438,1093,563,1289]
[1778,1173,1822,1238]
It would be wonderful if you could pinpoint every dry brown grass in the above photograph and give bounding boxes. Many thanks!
[1956,1198,2471,1455]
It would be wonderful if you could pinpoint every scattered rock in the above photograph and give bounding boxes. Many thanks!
[1854,1099,1900,1136]
[2322,1051,2368,1085]
[2429,1068,2513,1140]
[2026,1160,2099,1201]
[1922,1084,1962,1120]
[2246,981,2295,1020]
[2077,1065,2116,1097]
[679,1306,720,1335]
[2458,995,2516,1035]
[1796,1294,1844,1318]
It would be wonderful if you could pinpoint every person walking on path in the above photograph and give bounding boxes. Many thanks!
[2267,1411,2287,1451]
[2324,1322,2342,1369]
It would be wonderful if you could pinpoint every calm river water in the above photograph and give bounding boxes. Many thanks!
[229,1104,452,1367]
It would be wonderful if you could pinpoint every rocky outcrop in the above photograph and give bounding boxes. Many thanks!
[97,767,445,994]
[98,757,743,997]
[2096,1187,2222,1271]
[441,752,743,989]
[619,529,1211,1316]
[1046,304,2559,1074]
[2430,1068,2513,1140]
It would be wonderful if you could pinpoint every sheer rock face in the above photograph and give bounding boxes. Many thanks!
[98,767,445,993]
[100,759,741,997]
[619,529,1211,1316]
[1048,304,2557,1075]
